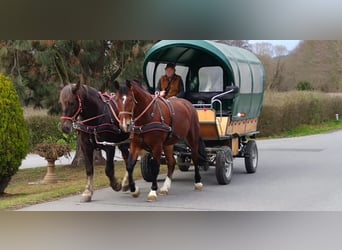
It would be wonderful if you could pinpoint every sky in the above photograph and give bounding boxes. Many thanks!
[249,40,301,52]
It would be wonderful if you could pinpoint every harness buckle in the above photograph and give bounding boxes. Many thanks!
[128,120,135,133]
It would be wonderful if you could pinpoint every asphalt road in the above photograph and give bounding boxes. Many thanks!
[19,130,342,211]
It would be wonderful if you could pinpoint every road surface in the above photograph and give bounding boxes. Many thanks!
[19,130,342,211]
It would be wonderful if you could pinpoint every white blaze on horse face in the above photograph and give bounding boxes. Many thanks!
[121,95,128,132]
[123,95,127,106]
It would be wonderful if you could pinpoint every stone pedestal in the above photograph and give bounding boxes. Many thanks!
[43,159,58,184]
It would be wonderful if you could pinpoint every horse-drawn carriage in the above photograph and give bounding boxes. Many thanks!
[60,40,265,202]
[140,40,265,185]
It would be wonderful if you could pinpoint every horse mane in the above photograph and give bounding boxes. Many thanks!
[59,84,75,105]
[130,80,150,95]
[59,84,98,104]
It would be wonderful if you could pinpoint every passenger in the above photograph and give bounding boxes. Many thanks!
[156,63,185,98]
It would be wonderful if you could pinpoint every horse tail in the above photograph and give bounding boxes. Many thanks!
[198,137,207,166]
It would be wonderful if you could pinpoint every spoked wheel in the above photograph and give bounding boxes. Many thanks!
[244,140,258,174]
[177,155,191,172]
[215,146,233,185]
[140,153,156,182]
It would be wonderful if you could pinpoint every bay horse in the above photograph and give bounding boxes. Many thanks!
[60,82,130,202]
[113,80,207,201]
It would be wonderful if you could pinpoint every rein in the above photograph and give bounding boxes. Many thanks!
[60,91,121,134]
[119,92,160,123]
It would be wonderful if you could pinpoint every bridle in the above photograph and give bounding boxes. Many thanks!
[60,93,109,124]
[118,89,160,124]
[60,94,83,122]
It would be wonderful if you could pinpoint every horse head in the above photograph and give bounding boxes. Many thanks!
[113,80,139,132]
[59,81,82,134]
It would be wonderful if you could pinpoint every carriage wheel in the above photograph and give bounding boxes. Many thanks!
[177,155,191,172]
[244,140,258,174]
[215,146,233,185]
[140,153,156,182]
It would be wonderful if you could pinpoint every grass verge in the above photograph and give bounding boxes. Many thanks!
[0,161,166,210]
[261,119,342,139]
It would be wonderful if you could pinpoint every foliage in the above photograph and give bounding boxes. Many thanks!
[25,115,77,151]
[259,91,342,137]
[296,81,313,91]
[34,142,71,160]
[0,40,155,114]
[0,74,29,194]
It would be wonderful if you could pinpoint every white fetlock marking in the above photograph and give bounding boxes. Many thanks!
[123,172,128,184]
[194,182,203,191]
[160,176,172,195]
[121,172,129,192]
[131,186,140,198]
[147,190,157,202]
[80,189,92,202]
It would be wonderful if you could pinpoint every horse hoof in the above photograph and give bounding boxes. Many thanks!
[122,185,130,192]
[112,183,122,192]
[159,189,168,196]
[194,182,203,191]
[80,195,92,203]
[147,190,157,202]
[131,186,140,198]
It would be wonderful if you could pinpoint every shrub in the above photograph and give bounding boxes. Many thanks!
[0,74,29,194]
[259,91,342,137]
[26,115,63,150]
[296,81,313,91]
[26,115,77,151]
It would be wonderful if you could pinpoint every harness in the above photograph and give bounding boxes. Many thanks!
[124,92,179,141]
[60,92,123,146]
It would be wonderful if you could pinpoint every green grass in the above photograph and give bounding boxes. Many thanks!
[0,161,166,210]
[262,119,342,139]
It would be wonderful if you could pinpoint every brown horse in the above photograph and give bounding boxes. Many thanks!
[60,82,130,202]
[113,80,207,201]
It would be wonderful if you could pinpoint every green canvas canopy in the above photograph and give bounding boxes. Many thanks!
[143,40,265,119]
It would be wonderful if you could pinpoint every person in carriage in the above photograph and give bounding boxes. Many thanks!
[156,63,185,98]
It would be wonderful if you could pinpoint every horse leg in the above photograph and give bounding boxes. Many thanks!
[159,145,176,195]
[80,136,95,202]
[105,147,122,192]
[147,146,163,202]
[186,134,203,191]
[126,143,141,198]
[118,143,130,192]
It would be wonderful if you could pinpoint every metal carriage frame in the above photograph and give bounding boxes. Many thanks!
[140,40,265,185]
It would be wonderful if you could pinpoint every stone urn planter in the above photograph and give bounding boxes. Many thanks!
[34,143,71,184]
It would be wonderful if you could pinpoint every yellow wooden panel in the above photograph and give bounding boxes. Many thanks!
[216,117,230,137]
[227,121,246,135]
[245,118,258,133]
[197,109,216,122]
[231,138,239,156]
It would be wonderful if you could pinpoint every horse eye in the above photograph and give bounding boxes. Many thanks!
[68,101,75,106]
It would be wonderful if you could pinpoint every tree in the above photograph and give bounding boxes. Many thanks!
[216,40,251,50]
[281,40,342,92]
[0,40,155,167]
[0,74,29,194]
[251,42,288,90]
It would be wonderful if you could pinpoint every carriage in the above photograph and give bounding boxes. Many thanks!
[140,40,265,185]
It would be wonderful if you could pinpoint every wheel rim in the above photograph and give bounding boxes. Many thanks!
[251,146,258,167]
[224,153,233,178]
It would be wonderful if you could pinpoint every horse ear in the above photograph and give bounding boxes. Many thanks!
[126,80,132,88]
[113,80,120,91]
[72,81,81,94]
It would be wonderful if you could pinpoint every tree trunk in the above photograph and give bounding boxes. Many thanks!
[69,139,106,167]
[0,176,11,195]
